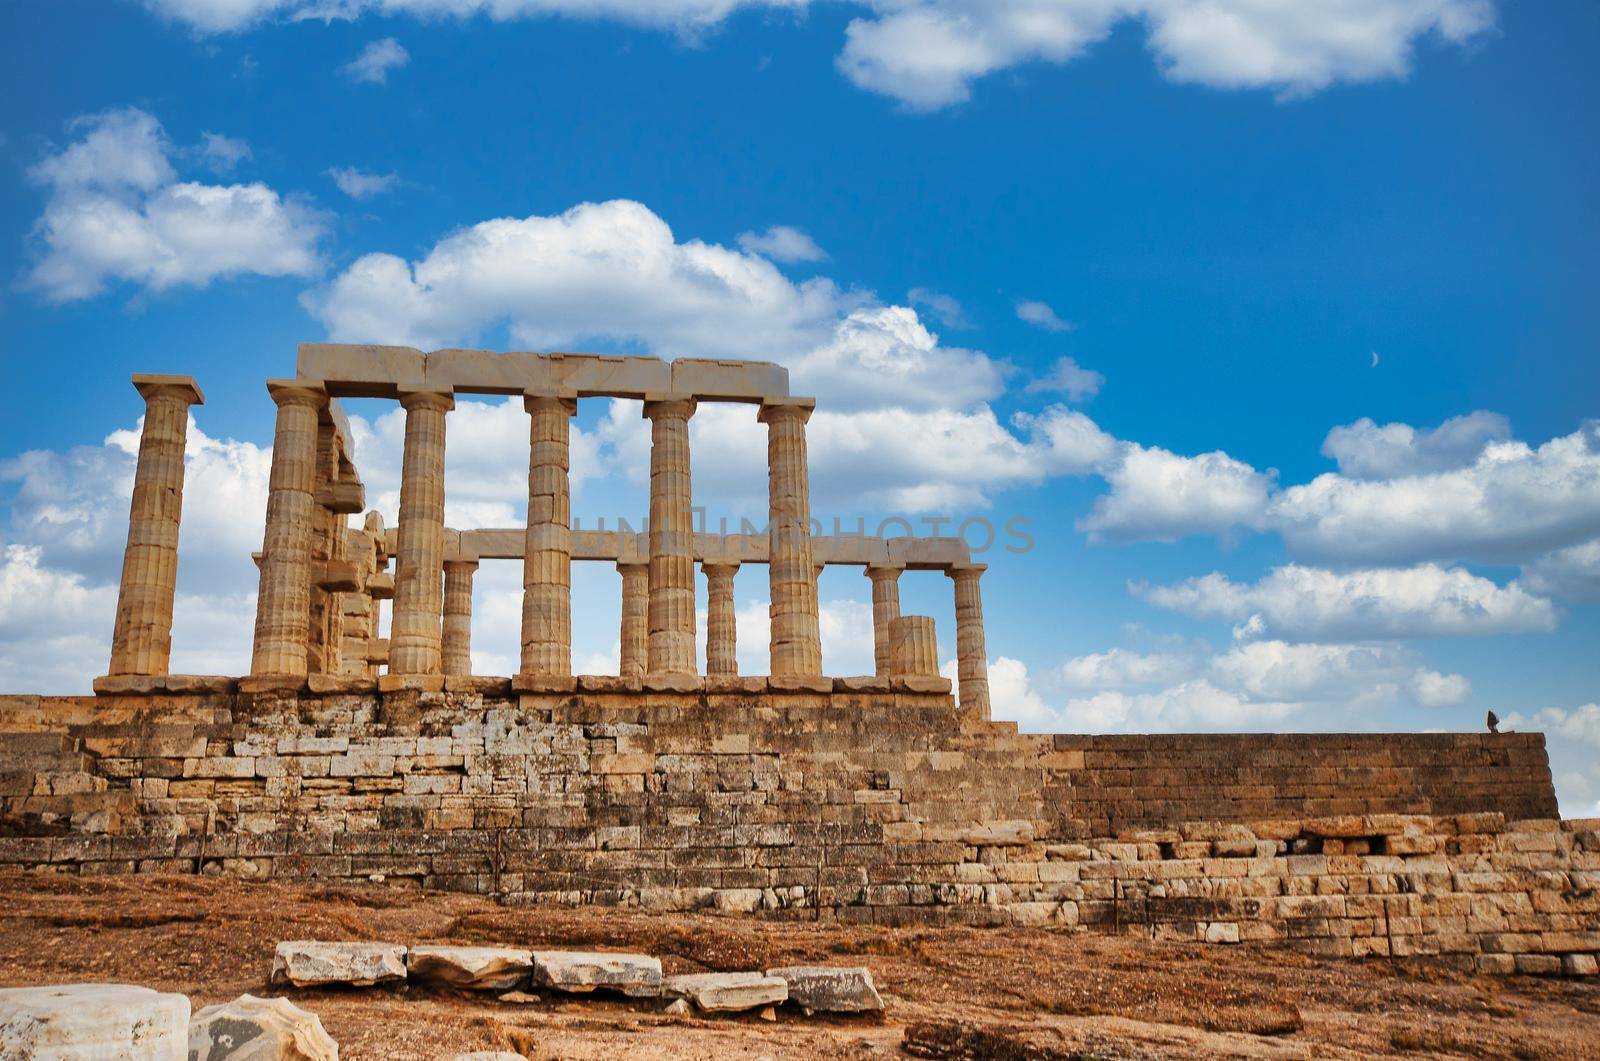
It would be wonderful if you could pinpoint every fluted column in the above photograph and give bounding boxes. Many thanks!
[759,398,821,676]
[643,397,697,676]
[703,562,739,676]
[442,559,477,677]
[617,561,648,679]
[865,563,904,678]
[948,563,991,720]
[890,615,939,677]
[107,374,204,677]
[251,380,325,676]
[389,388,454,676]
[520,393,577,677]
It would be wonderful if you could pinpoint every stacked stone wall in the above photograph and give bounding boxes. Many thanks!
[0,689,1591,977]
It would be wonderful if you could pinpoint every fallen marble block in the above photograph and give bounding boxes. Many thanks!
[450,1054,526,1060]
[407,946,534,991]
[766,966,884,1013]
[531,951,662,996]
[270,942,407,988]
[661,972,788,1013]
[188,993,337,1060]
[0,983,190,1059]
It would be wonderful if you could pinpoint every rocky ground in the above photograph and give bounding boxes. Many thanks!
[0,873,1595,1059]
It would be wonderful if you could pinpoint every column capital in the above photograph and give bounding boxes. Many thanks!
[757,396,815,425]
[524,390,578,416]
[946,562,987,581]
[642,394,697,420]
[701,561,740,577]
[616,559,649,575]
[266,378,326,409]
[865,562,906,581]
[443,558,479,574]
[133,373,204,406]
[398,386,455,412]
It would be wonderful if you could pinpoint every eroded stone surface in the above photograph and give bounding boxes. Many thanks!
[270,942,406,988]
[407,946,533,991]
[766,966,884,1013]
[531,951,661,996]
[188,993,337,1060]
[661,972,788,1012]
[0,983,189,1059]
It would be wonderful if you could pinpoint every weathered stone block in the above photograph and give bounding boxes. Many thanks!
[0,983,189,1059]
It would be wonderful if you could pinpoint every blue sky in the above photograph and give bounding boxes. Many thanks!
[2,1,1597,813]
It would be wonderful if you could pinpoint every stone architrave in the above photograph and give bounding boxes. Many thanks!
[389,389,454,676]
[864,563,904,679]
[442,559,478,677]
[616,561,648,679]
[948,563,991,719]
[107,374,204,678]
[643,397,697,676]
[759,399,821,676]
[520,393,577,677]
[703,562,739,676]
[252,380,326,676]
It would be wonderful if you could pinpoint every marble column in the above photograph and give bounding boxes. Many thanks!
[703,562,739,676]
[389,389,454,676]
[442,559,477,677]
[864,563,904,679]
[107,374,204,677]
[948,563,991,720]
[759,399,821,676]
[520,393,577,676]
[643,397,697,676]
[251,380,325,676]
[889,616,939,677]
[617,561,648,679]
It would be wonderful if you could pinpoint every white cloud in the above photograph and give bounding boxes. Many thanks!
[1502,704,1600,749]
[1521,539,1600,603]
[1025,356,1103,402]
[140,1,1495,109]
[1079,442,1275,543]
[791,306,1004,411]
[1320,410,1510,480]
[328,166,399,199]
[1500,704,1600,820]
[1015,299,1074,332]
[1054,647,1194,691]
[343,37,409,83]
[1209,639,1467,705]
[906,288,971,329]
[197,132,252,174]
[1135,562,1558,640]
[23,108,325,303]
[736,224,828,263]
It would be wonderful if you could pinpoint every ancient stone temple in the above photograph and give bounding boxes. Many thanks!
[2,344,1596,978]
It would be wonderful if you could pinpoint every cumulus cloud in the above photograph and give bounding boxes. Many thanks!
[343,37,409,83]
[328,166,399,199]
[906,288,971,329]
[22,108,325,303]
[1079,443,1275,543]
[1025,356,1103,402]
[1520,539,1600,603]
[1015,299,1074,332]
[736,224,828,263]
[1321,410,1511,480]
[1054,647,1194,691]
[141,1,1496,108]
[1134,563,1558,641]
[197,132,251,173]
[790,306,1004,411]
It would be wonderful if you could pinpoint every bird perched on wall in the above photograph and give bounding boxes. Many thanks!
[1487,710,1500,733]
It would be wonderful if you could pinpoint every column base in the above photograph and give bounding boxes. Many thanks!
[93,674,239,696]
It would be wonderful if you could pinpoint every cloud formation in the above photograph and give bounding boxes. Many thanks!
[328,166,400,199]
[343,37,409,83]
[736,224,828,263]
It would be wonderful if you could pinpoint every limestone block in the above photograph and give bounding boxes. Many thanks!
[1561,953,1599,977]
[188,993,337,1060]
[452,1054,526,1061]
[661,972,787,1012]
[270,942,407,987]
[531,951,662,996]
[407,946,534,991]
[764,966,889,1017]
[0,983,190,1059]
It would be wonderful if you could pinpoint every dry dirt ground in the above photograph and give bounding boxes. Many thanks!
[0,873,1595,1059]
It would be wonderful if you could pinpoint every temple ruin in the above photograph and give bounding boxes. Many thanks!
[2,346,1596,979]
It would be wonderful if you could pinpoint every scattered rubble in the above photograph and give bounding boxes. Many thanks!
[189,993,338,1060]
[531,951,662,996]
[407,946,534,991]
[661,972,788,1012]
[0,983,190,1058]
[270,942,407,988]
[767,966,884,1013]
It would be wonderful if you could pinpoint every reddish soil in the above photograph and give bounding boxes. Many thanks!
[0,873,1595,1058]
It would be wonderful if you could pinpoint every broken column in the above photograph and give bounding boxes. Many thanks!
[644,397,696,676]
[251,379,326,678]
[948,563,991,719]
[106,373,204,678]
[703,562,739,676]
[389,388,454,679]
[442,559,477,677]
[520,393,576,678]
[889,616,939,678]
[760,398,821,676]
[864,563,903,679]
[617,561,648,679]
